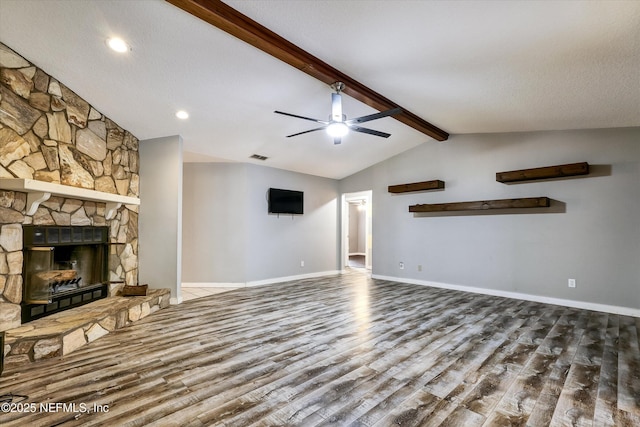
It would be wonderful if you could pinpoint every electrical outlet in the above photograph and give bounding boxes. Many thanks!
[300,260,304,267]
[399,262,404,270]
[568,278,576,288]
[418,265,422,272]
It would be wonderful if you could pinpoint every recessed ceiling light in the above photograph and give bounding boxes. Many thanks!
[107,37,130,53]
[176,110,189,119]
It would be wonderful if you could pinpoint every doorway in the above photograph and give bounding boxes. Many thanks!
[342,191,372,271]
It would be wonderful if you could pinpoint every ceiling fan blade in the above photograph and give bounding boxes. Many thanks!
[275,110,328,124]
[331,93,343,122]
[346,107,402,125]
[349,125,391,138]
[286,126,327,138]
[334,137,341,145]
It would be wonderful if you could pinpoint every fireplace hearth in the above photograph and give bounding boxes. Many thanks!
[22,226,109,323]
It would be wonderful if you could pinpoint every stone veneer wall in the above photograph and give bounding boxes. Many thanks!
[0,42,140,332]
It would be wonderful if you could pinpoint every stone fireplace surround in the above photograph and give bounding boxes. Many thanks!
[0,42,169,367]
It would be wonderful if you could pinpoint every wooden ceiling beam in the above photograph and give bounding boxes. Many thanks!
[166,0,449,141]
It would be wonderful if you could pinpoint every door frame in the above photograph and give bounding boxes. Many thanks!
[341,190,372,271]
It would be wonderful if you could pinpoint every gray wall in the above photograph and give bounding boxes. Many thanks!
[348,204,366,254]
[182,163,247,283]
[348,204,359,253]
[139,135,183,301]
[182,162,340,284]
[357,207,366,253]
[340,127,640,310]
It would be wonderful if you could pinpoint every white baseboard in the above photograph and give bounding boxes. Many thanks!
[348,253,366,256]
[181,270,342,289]
[246,270,342,287]
[372,274,640,318]
[170,296,183,305]
[182,282,245,288]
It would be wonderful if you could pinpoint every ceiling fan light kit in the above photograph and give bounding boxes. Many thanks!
[275,82,401,145]
[326,122,348,138]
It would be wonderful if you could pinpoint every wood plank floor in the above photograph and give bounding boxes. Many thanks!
[1,271,639,426]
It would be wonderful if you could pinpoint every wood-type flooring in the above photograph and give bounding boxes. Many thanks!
[1,271,639,426]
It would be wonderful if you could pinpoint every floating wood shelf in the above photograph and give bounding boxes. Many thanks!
[409,197,551,213]
[496,162,589,183]
[0,178,140,220]
[388,180,445,193]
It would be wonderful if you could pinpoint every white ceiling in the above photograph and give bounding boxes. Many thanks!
[0,0,638,179]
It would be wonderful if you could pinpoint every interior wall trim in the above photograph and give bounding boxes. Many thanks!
[182,282,245,288]
[181,270,342,290]
[246,270,342,287]
[372,274,640,318]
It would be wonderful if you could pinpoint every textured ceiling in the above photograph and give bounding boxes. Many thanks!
[0,0,638,179]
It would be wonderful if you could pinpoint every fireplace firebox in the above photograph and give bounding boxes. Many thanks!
[21,226,109,323]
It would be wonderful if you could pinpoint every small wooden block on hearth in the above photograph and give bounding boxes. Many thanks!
[122,284,148,296]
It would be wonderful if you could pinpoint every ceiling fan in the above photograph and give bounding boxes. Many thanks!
[274,82,402,145]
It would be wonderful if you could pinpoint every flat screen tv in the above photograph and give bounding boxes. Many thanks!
[268,188,303,215]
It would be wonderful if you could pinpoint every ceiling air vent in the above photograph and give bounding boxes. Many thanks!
[250,154,268,161]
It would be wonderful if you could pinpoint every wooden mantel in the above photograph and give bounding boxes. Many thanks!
[0,178,140,220]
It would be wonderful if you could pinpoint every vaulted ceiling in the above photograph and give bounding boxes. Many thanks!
[1,0,638,179]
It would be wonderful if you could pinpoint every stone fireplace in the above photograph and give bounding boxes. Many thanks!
[0,41,141,333]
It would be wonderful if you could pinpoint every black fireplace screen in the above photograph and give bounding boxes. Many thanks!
[22,226,109,322]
